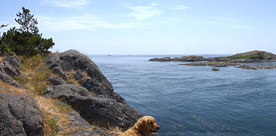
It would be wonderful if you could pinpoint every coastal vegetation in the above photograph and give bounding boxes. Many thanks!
[0,7,55,57]
[0,7,130,136]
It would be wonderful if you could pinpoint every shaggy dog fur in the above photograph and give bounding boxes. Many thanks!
[120,116,160,136]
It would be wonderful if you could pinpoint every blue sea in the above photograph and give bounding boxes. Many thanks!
[90,55,276,136]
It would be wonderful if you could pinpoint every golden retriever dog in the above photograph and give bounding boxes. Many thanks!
[120,116,160,136]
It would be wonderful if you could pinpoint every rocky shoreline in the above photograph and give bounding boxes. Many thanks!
[149,50,276,70]
[0,50,158,136]
[179,62,240,67]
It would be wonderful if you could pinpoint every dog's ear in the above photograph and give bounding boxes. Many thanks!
[135,117,148,129]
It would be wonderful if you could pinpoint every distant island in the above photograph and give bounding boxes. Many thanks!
[149,50,276,70]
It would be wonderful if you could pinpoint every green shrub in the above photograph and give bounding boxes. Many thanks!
[1,27,54,57]
[0,43,11,56]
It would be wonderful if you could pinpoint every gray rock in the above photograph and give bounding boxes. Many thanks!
[44,53,62,69]
[44,84,93,98]
[236,64,276,70]
[38,53,67,80]
[68,96,143,129]
[211,68,220,71]
[0,60,23,78]
[43,83,143,129]
[0,52,24,84]
[2,52,22,68]
[0,91,44,136]
[51,67,67,80]
[42,50,126,104]
[28,73,32,77]
[74,70,83,80]
[237,65,258,70]
[180,62,240,67]
[60,50,81,72]
[0,71,25,89]
[46,76,66,85]
[66,112,112,136]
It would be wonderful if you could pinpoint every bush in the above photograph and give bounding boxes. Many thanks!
[0,27,54,57]
[0,43,11,56]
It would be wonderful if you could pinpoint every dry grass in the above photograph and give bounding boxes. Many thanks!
[0,80,31,96]
[108,125,124,136]
[65,69,78,85]
[35,96,70,135]
[15,54,53,95]
[14,66,52,95]
[54,51,61,55]
[0,56,5,62]
[35,96,97,136]
[19,53,47,72]
[65,69,88,86]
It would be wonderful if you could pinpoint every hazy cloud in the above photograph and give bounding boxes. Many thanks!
[229,25,247,29]
[171,5,189,10]
[129,5,165,21]
[41,0,89,9]
[149,3,158,6]
[37,14,154,32]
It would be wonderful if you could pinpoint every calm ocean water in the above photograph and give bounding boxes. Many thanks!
[90,55,276,136]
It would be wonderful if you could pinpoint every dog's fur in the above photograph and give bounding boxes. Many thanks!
[120,116,160,136]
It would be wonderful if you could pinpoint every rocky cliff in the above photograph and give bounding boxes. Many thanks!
[0,50,148,135]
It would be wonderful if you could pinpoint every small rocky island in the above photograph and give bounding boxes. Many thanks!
[149,50,276,70]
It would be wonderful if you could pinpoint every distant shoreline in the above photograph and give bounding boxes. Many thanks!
[149,50,276,70]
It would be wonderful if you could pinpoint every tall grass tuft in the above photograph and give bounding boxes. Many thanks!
[43,113,57,136]
[15,53,53,95]
[20,53,48,71]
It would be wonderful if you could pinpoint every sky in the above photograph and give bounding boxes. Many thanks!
[0,0,276,55]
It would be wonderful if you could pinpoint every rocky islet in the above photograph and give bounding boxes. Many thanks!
[149,50,276,70]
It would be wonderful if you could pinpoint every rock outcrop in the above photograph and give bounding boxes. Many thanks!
[237,64,276,70]
[66,112,113,136]
[43,81,143,129]
[0,91,44,136]
[0,52,44,135]
[211,68,220,71]
[0,50,148,135]
[40,50,126,104]
[180,62,240,67]
[0,52,26,89]
[229,50,276,60]
[42,50,144,130]
[149,55,212,62]
[46,76,66,85]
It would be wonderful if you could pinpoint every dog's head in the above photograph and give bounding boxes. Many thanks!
[134,116,160,135]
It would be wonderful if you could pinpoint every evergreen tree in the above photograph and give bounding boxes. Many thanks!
[15,7,39,34]
[0,24,8,29]
[0,7,55,56]
[0,24,8,36]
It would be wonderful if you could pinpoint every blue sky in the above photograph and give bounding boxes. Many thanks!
[1,0,275,55]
